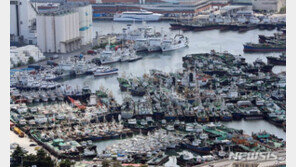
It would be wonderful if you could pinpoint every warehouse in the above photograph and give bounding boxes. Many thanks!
[252,0,285,12]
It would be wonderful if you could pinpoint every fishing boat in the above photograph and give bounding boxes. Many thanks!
[181,138,212,155]
[99,45,121,65]
[267,54,286,66]
[161,34,189,52]
[147,37,162,52]
[243,42,286,52]
[134,38,149,52]
[94,67,118,77]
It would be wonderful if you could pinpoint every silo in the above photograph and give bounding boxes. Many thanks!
[45,15,55,53]
[74,12,80,38]
[36,15,46,52]
[55,14,66,53]
[89,5,93,44]
[69,12,73,40]
[65,13,70,41]
[82,5,88,45]
[72,12,76,39]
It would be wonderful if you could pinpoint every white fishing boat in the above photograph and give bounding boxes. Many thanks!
[99,45,121,65]
[161,34,189,52]
[119,48,142,62]
[93,67,118,77]
[147,37,162,52]
[134,38,149,52]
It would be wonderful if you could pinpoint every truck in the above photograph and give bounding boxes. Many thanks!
[13,127,24,138]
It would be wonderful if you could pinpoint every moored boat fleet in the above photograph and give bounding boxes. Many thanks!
[10,15,286,165]
[10,49,286,165]
[117,23,189,52]
[170,14,286,33]
[244,28,286,53]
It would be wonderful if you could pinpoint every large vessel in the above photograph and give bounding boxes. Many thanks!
[161,34,189,52]
[113,10,162,22]
[243,42,286,52]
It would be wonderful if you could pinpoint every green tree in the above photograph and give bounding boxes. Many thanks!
[11,145,25,167]
[102,160,110,167]
[17,61,23,67]
[279,6,286,14]
[59,159,75,167]
[112,161,122,167]
[28,56,35,64]
[36,149,55,167]
[23,154,37,166]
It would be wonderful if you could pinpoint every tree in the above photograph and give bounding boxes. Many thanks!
[112,161,122,167]
[279,6,286,14]
[17,61,23,67]
[36,149,47,160]
[11,145,25,167]
[28,56,35,64]
[36,149,55,167]
[59,159,75,167]
[102,160,110,167]
[23,154,37,167]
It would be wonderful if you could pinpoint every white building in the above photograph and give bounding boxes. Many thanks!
[10,0,37,44]
[252,0,285,12]
[10,45,45,68]
[37,10,81,53]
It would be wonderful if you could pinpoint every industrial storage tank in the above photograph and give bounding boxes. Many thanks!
[76,4,93,45]
[65,13,70,41]
[74,12,80,39]
[45,15,55,53]
[87,5,93,45]
[54,14,66,53]
[36,15,46,52]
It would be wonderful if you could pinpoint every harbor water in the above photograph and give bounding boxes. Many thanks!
[65,21,285,103]
[64,21,286,157]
